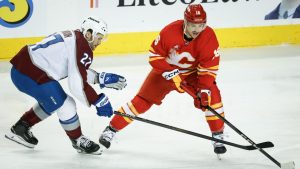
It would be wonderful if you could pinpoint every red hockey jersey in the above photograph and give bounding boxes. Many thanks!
[149,20,220,89]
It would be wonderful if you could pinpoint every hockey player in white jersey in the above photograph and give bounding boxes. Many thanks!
[5,16,127,155]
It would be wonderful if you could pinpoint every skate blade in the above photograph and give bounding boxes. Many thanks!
[76,148,103,155]
[281,161,295,169]
[216,154,221,160]
[5,132,35,149]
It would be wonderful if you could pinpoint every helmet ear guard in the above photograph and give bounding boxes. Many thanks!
[81,16,108,42]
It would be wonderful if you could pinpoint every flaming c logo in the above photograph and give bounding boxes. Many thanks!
[0,0,33,28]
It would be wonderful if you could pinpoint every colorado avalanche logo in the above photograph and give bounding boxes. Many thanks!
[0,0,34,28]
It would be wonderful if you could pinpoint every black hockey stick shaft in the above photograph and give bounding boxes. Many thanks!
[180,83,281,168]
[114,111,272,150]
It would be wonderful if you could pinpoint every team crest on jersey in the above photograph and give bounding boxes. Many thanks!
[166,46,195,68]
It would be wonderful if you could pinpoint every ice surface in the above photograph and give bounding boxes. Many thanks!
[0,45,299,169]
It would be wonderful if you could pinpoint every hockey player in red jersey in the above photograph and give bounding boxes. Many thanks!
[99,4,227,155]
[5,16,127,155]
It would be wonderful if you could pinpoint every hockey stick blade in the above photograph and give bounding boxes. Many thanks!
[114,111,272,151]
[175,83,287,168]
[245,141,274,150]
[281,161,295,169]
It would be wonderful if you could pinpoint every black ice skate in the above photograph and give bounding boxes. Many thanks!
[71,135,102,155]
[5,119,38,148]
[212,132,227,159]
[99,126,116,149]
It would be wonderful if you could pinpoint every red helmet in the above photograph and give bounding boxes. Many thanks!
[184,4,207,24]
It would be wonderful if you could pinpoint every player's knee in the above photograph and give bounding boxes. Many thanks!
[56,96,77,122]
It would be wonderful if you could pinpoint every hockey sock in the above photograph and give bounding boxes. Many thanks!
[59,114,82,140]
[20,108,41,127]
[65,126,82,140]
[110,95,152,131]
[206,118,224,133]
[20,103,52,127]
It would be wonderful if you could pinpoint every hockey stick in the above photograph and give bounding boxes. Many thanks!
[114,111,273,150]
[206,106,295,168]
[180,83,295,169]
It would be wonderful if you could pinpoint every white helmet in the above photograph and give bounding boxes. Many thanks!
[81,16,108,40]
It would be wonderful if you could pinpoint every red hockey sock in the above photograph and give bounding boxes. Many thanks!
[207,119,224,133]
[65,126,82,140]
[20,108,42,127]
[110,95,152,131]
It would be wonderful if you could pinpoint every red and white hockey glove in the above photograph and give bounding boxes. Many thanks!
[194,89,211,111]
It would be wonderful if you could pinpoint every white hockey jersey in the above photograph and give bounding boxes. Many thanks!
[10,30,99,106]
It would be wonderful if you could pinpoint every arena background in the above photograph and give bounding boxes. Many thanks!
[0,0,300,59]
[0,1,299,168]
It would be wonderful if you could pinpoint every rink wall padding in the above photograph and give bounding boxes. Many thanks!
[0,24,300,60]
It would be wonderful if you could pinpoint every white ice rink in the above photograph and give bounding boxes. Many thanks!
[0,45,299,169]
